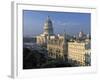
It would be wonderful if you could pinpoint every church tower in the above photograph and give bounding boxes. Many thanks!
[43,16,54,36]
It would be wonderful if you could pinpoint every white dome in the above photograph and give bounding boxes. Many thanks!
[43,16,54,36]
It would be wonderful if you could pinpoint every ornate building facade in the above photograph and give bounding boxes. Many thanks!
[68,41,91,66]
[36,16,54,47]
[36,16,68,61]
[36,16,91,66]
[47,33,68,61]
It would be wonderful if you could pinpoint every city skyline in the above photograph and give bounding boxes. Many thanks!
[23,10,91,37]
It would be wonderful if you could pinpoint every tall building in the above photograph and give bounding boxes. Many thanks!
[36,16,69,60]
[36,16,54,47]
[47,33,68,61]
[43,16,54,36]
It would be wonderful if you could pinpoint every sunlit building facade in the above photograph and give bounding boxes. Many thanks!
[36,16,54,47]
[68,41,91,66]
[36,16,91,66]
[47,34,68,61]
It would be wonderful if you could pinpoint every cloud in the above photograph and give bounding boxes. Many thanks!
[54,20,81,28]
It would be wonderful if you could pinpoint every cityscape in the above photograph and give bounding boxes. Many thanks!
[23,10,91,69]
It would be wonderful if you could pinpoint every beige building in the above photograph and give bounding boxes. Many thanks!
[37,34,47,47]
[36,16,69,60]
[47,34,68,61]
[68,41,91,66]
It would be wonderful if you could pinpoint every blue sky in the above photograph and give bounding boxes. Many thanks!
[23,10,91,37]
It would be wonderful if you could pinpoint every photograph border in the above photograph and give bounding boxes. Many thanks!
[11,1,97,78]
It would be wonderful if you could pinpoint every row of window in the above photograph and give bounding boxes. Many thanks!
[49,52,63,59]
[68,45,85,50]
[68,53,86,65]
[68,50,84,54]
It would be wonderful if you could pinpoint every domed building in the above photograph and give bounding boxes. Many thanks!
[36,16,55,47]
[79,31,84,38]
[43,16,54,36]
[36,16,68,61]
